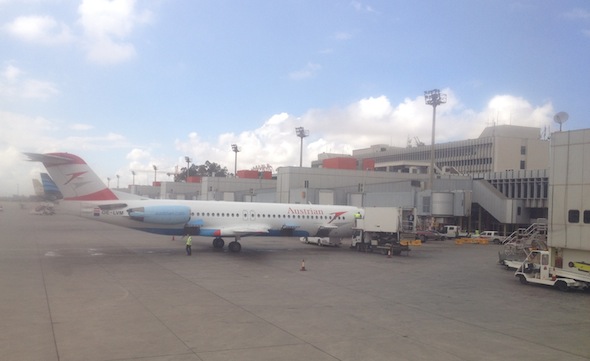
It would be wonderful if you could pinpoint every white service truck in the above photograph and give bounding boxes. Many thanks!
[476,231,506,244]
[351,207,415,256]
[514,249,590,291]
[440,225,469,239]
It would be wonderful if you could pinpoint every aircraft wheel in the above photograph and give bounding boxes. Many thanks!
[213,238,225,249]
[228,241,242,253]
[517,274,528,285]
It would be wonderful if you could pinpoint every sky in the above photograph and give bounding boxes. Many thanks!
[1,0,589,197]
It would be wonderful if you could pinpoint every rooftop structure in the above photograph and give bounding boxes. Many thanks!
[348,125,549,175]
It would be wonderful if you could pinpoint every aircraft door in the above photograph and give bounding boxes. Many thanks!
[242,210,256,221]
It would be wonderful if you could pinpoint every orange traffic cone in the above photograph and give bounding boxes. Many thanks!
[300,259,306,271]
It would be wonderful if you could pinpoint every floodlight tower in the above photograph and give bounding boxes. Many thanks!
[107,177,111,188]
[131,170,136,186]
[295,127,309,167]
[184,156,191,182]
[153,165,158,183]
[231,144,240,176]
[116,174,120,188]
[424,89,447,190]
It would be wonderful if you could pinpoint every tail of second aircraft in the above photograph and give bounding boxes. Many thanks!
[26,153,119,201]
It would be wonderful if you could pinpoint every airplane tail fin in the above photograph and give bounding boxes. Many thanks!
[40,172,63,200]
[32,179,44,197]
[25,153,119,201]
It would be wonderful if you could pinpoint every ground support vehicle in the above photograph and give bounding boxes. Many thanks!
[475,231,505,244]
[498,222,548,267]
[350,207,419,256]
[29,204,55,215]
[300,236,341,247]
[440,225,469,239]
[415,230,443,242]
[514,249,590,291]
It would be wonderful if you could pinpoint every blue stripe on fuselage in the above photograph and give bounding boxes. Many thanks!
[130,227,312,238]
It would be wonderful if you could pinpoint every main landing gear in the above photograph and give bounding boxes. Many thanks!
[212,237,242,253]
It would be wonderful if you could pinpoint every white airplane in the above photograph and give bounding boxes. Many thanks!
[26,152,362,252]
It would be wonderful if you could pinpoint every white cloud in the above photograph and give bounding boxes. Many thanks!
[288,62,322,80]
[78,0,153,64]
[485,95,553,128]
[353,96,393,119]
[21,79,59,99]
[70,123,94,131]
[2,64,22,80]
[563,8,590,20]
[0,64,59,100]
[4,15,74,45]
[351,1,376,13]
[61,132,129,151]
[84,37,136,64]
[334,31,353,40]
[3,0,153,65]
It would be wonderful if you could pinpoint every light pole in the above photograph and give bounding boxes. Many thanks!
[107,177,111,188]
[424,89,446,190]
[231,144,240,176]
[116,174,120,188]
[153,165,157,183]
[131,170,136,186]
[184,156,191,182]
[295,127,309,167]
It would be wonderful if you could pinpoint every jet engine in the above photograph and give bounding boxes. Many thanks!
[127,206,191,224]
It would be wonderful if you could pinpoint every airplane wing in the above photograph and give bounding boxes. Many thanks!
[210,224,271,237]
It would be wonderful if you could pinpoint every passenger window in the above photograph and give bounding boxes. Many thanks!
[584,210,590,224]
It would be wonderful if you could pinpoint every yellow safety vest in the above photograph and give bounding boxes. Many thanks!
[186,236,192,246]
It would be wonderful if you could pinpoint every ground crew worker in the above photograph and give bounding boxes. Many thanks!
[407,211,414,230]
[185,234,192,256]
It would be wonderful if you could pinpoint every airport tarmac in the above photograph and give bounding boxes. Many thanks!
[1,201,589,361]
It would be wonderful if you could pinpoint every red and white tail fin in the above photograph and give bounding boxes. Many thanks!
[26,153,119,201]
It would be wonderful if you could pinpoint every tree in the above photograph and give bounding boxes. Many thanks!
[174,161,229,182]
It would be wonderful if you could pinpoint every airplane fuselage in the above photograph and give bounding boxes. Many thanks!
[71,199,360,238]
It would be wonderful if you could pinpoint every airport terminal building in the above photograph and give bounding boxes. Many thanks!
[129,125,554,234]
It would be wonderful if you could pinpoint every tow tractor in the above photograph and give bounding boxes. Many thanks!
[514,249,590,292]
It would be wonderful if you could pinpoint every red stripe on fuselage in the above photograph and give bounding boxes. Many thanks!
[64,188,118,201]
